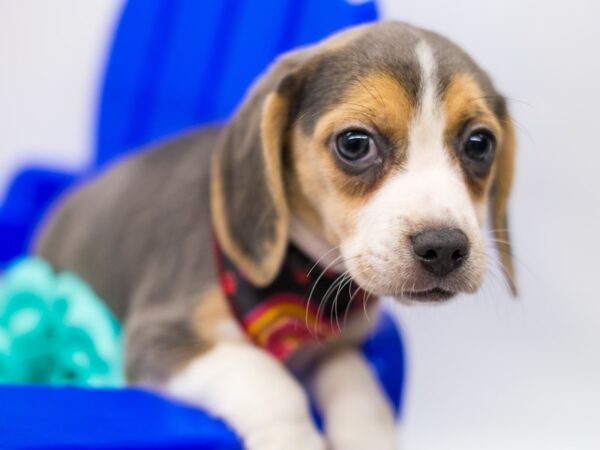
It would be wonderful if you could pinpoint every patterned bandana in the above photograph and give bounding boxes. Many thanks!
[214,239,369,361]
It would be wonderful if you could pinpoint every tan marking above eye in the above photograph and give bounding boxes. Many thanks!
[314,71,414,148]
[443,73,502,144]
[306,71,415,198]
[443,73,503,201]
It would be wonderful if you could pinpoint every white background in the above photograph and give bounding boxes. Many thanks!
[0,0,599,449]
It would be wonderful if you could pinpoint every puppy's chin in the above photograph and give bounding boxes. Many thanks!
[393,287,459,305]
[348,271,483,305]
[398,287,457,303]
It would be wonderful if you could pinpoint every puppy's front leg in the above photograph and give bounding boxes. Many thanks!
[166,342,326,450]
[311,349,398,450]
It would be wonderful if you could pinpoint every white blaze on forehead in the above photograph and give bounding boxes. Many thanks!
[408,40,449,170]
[407,40,487,225]
[415,40,438,117]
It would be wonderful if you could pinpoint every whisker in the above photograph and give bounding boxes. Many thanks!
[307,245,342,277]
[305,254,345,338]
[317,270,350,335]
[333,272,353,332]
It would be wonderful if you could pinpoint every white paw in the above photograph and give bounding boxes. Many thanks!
[327,424,398,450]
[244,420,327,450]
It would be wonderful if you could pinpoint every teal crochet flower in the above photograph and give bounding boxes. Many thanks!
[0,258,123,386]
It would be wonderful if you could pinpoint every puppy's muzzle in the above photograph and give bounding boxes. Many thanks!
[411,228,469,278]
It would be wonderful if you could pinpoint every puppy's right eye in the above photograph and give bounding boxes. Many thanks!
[335,130,379,168]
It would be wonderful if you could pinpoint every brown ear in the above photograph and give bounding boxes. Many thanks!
[492,114,518,296]
[211,52,309,286]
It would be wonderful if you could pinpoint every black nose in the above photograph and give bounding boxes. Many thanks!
[411,228,470,277]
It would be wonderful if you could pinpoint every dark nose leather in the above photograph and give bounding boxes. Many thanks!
[411,228,469,277]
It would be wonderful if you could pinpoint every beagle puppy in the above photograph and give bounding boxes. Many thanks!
[36,22,516,450]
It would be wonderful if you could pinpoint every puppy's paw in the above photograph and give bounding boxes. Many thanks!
[327,423,398,450]
[245,420,327,450]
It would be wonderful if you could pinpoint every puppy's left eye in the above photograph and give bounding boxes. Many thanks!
[335,130,378,167]
[463,130,496,164]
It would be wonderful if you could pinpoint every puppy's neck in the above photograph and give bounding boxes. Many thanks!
[289,215,345,274]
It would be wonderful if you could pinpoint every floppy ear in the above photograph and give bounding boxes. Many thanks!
[211,52,309,286]
[491,114,517,296]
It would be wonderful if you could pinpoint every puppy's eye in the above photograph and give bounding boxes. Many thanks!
[463,130,495,164]
[335,130,378,167]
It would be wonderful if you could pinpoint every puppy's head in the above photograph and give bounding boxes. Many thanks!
[212,22,516,302]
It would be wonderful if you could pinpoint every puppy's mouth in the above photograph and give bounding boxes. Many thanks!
[401,287,456,302]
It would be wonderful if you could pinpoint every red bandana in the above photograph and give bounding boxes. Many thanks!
[214,239,369,361]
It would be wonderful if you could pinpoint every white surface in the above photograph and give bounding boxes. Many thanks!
[0,0,122,203]
[378,0,600,448]
[0,0,598,448]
